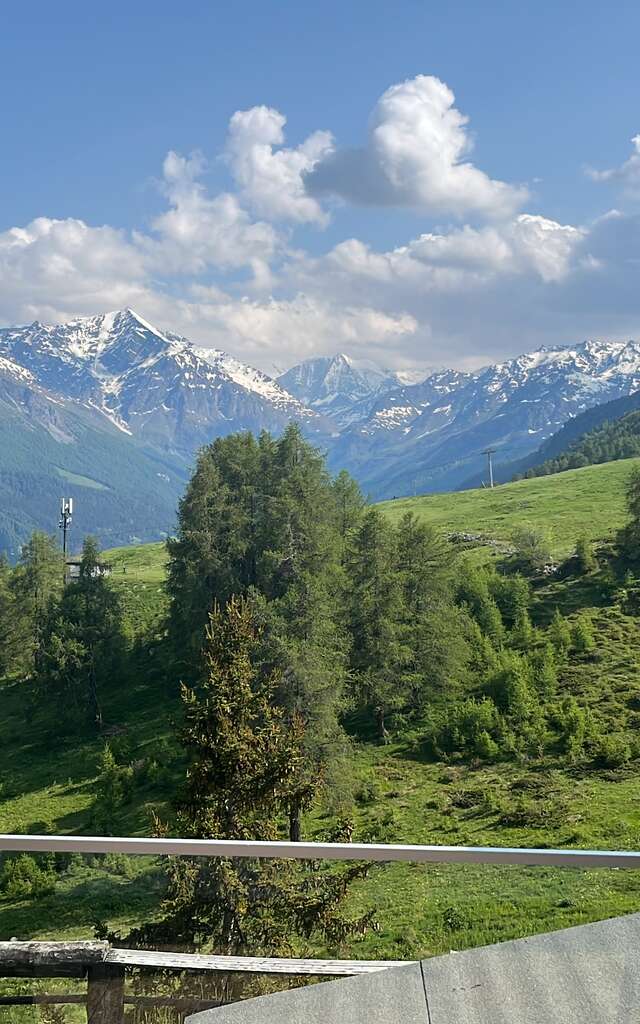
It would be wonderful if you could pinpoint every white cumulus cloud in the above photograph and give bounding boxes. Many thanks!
[225,106,334,224]
[306,75,529,219]
[146,150,279,276]
[2,81,640,375]
[0,217,150,324]
[588,134,640,198]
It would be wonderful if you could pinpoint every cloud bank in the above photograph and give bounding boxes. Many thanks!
[1,75,639,371]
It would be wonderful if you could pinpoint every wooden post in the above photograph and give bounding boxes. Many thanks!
[86,964,125,1024]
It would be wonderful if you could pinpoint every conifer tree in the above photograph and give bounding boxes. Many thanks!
[571,614,596,655]
[529,642,558,696]
[332,469,366,565]
[131,598,372,988]
[395,512,470,710]
[467,620,500,676]
[575,536,596,574]
[10,532,63,676]
[167,427,358,814]
[491,573,530,629]
[549,607,572,660]
[618,465,640,563]
[347,509,407,741]
[457,567,505,645]
[510,608,535,650]
[167,432,259,676]
[36,537,125,731]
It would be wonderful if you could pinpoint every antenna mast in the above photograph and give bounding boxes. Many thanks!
[59,497,73,565]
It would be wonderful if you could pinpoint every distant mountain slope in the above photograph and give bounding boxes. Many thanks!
[519,394,640,479]
[0,309,325,555]
[0,309,323,455]
[328,341,640,498]
[462,389,640,487]
[0,359,188,557]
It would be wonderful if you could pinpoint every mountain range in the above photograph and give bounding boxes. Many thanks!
[2,307,640,555]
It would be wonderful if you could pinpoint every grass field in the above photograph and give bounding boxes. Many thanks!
[380,457,638,557]
[106,541,168,583]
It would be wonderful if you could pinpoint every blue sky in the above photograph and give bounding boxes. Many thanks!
[2,0,640,370]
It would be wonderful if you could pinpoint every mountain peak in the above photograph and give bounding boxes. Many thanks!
[119,308,166,335]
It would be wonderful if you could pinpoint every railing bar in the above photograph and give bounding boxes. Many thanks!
[0,834,639,869]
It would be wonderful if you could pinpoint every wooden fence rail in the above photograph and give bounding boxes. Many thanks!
[0,941,410,1022]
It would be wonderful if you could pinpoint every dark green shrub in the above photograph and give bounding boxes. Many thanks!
[592,734,631,768]
[426,698,503,759]
[552,696,593,761]
[1,854,56,898]
[575,536,596,574]
[441,904,471,931]
[571,615,596,655]
[91,743,134,832]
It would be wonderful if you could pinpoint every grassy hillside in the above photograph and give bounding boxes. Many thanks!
[380,457,638,557]
[101,457,640,582]
[3,459,640,991]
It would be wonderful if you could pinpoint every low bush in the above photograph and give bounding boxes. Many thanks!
[0,854,56,899]
[592,734,631,768]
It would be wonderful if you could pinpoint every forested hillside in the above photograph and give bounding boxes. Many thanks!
[521,407,640,479]
[3,437,640,1022]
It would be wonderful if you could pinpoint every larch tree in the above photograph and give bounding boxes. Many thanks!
[347,508,407,742]
[10,531,63,677]
[395,512,470,713]
[166,425,362,831]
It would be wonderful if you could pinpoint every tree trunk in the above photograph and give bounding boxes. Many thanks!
[88,653,103,731]
[376,707,390,745]
[289,798,301,843]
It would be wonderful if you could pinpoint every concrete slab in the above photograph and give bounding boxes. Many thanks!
[187,961,428,1023]
[421,911,640,1023]
[188,913,640,1023]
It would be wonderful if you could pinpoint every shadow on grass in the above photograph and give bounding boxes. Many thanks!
[532,572,611,624]
[0,866,166,940]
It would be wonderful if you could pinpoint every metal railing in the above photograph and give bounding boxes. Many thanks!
[1,833,640,869]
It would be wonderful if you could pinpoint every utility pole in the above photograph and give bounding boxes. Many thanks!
[483,449,496,489]
[59,498,73,575]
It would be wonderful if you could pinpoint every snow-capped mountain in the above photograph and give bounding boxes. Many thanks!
[0,309,320,453]
[278,353,427,429]
[2,307,640,552]
[327,340,640,497]
[0,309,327,554]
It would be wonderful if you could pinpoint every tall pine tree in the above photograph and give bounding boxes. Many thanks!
[347,509,407,741]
